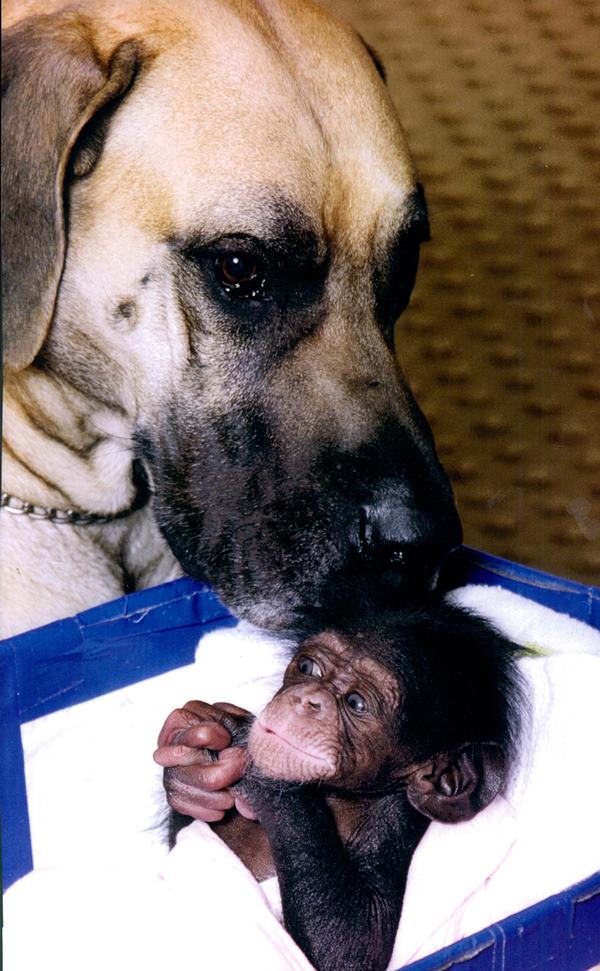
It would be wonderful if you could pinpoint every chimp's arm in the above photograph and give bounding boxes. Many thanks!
[243,775,427,971]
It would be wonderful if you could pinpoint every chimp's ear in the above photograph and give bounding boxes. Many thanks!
[405,743,506,823]
[1,13,140,371]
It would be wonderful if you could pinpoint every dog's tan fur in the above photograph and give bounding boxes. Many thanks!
[1,0,426,637]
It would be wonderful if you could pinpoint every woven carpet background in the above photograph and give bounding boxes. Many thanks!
[322,0,600,585]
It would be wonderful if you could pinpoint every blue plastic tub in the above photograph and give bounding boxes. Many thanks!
[1,546,599,970]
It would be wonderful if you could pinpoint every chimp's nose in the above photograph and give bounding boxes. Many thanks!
[355,494,462,588]
[289,685,332,718]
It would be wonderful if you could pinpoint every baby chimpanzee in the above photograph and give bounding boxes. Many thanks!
[162,600,523,971]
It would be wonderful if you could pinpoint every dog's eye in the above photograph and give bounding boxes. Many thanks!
[215,253,269,300]
[297,656,322,677]
[219,253,257,285]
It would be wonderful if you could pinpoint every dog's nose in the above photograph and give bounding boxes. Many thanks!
[354,494,462,588]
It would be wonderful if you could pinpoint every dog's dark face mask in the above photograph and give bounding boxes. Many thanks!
[138,191,462,631]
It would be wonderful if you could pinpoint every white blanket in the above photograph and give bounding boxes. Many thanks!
[4,586,600,971]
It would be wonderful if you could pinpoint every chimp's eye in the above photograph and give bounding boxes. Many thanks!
[215,253,269,299]
[297,656,322,677]
[346,692,367,713]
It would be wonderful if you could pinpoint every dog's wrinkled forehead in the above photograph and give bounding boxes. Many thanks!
[79,0,418,247]
[170,184,427,271]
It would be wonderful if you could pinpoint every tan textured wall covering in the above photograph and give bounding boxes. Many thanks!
[324,0,600,585]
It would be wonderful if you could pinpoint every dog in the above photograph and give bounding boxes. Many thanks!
[1,0,461,638]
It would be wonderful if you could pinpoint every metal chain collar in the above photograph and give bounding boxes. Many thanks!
[1,491,146,526]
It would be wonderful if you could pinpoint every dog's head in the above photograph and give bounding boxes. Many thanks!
[2,0,461,629]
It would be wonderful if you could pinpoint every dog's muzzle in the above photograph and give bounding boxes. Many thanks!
[142,380,462,630]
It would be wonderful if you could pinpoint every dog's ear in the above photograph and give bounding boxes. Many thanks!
[1,13,140,371]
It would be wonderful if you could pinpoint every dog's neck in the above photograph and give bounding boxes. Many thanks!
[2,366,138,516]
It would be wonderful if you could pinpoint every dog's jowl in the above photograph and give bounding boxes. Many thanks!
[1,0,461,635]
